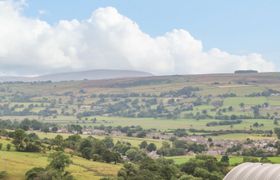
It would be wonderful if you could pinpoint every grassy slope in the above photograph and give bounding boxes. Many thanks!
[0,139,121,180]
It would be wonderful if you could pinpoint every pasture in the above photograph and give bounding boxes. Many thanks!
[167,155,280,166]
[33,131,164,147]
[0,151,121,180]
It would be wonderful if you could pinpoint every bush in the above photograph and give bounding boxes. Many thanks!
[6,144,11,151]
[243,156,259,163]
[0,171,7,179]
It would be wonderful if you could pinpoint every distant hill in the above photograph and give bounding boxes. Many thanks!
[0,69,153,82]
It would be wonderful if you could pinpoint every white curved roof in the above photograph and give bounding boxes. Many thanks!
[224,162,280,180]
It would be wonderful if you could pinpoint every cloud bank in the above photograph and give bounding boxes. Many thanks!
[0,1,276,75]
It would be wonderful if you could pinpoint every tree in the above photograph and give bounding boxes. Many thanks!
[25,152,73,180]
[275,128,280,139]
[275,141,280,155]
[27,133,39,141]
[117,163,138,179]
[12,129,27,151]
[118,158,181,180]
[48,151,72,172]
[102,137,114,149]
[25,167,46,180]
[68,124,82,134]
[136,131,146,138]
[220,155,229,164]
[181,155,228,180]
[179,174,202,180]
[0,171,7,179]
[139,141,148,149]
[243,156,259,163]
[81,147,93,160]
[251,106,260,118]
[65,134,81,150]
[79,138,93,159]
[114,141,131,155]
[101,150,121,164]
[147,143,157,152]
[174,129,188,137]
[125,149,146,162]
[239,103,245,111]
[11,129,41,152]
[6,144,11,151]
[52,135,65,150]
[260,157,271,163]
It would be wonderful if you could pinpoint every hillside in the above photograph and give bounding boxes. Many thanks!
[3,72,279,95]
[1,72,280,179]
[1,72,280,129]
[0,138,121,180]
[0,69,153,82]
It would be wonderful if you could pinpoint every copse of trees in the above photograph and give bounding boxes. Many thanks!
[173,128,188,137]
[64,134,82,150]
[11,129,42,152]
[77,136,121,164]
[206,120,242,127]
[0,119,57,132]
[67,124,83,134]
[117,155,229,180]
[117,158,182,180]
[157,139,207,156]
[242,147,269,157]
[218,93,237,98]
[189,129,273,137]
[25,151,73,180]
[160,86,200,98]
[180,155,229,180]
[246,89,280,97]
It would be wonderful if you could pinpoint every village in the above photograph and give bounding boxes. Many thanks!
[54,125,279,159]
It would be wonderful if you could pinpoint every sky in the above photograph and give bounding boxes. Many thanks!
[0,0,279,76]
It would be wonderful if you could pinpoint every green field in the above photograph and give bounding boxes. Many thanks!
[1,73,280,135]
[167,155,280,166]
[0,137,121,180]
[0,150,121,180]
[33,131,164,147]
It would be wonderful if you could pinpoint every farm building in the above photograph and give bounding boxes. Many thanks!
[224,162,280,180]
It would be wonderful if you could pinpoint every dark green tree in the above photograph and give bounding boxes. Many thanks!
[139,141,148,149]
[220,155,229,164]
[48,151,72,172]
[147,143,157,152]
[275,128,280,139]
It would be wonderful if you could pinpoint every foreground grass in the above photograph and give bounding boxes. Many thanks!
[0,150,121,180]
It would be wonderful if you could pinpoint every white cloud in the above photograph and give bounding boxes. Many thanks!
[0,1,276,75]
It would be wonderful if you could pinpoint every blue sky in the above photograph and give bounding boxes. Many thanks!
[0,0,277,75]
[23,0,280,69]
